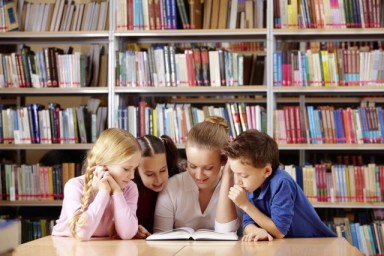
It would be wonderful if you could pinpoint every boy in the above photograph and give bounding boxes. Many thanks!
[222,129,336,242]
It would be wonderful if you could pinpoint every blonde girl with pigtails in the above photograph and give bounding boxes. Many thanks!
[52,128,142,241]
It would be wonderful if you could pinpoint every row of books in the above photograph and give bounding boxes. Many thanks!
[291,163,384,203]
[274,0,384,29]
[274,41,384,87]
[20,218,55,243]
[332,215,384,255]
[0,44,107,88]
[116,0,266,31]
[2,0,109,32]
[285,163,384,204]
[115,99,267,142]
[274,105,384,145]
[0,100,107,144]
[116,45,266,87]
[0,162,82,201]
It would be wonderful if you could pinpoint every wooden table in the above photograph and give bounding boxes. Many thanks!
[12,236,362,256]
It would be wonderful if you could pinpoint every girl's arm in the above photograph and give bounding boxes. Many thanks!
[113,181,139,239]
[62,178,110,241]
[215,162,239,232]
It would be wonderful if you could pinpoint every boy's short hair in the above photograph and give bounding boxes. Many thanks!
[222,129,280,170]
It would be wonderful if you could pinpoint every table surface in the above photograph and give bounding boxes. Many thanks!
[12,236,363,256]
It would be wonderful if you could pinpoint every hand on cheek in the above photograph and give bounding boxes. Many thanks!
[106,174,122,194]
[93,166,112,194]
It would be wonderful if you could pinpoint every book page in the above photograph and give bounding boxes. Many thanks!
[146,227,195,240]
[192,229,238,241]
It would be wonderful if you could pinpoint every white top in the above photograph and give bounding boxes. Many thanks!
[153,171,239,233]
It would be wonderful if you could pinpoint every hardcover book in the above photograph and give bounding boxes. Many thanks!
[146,227,238,241]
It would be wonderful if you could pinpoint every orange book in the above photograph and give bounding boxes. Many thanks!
[217,0,228,29]
[189,0,202,29]
[202,0,212,29]
[148,0,156,29]
[210,0,220,29]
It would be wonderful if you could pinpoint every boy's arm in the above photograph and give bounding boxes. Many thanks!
[243,224,273,241]
[215,162,238,230]
[229,185,285,239]
[242,202,285,239]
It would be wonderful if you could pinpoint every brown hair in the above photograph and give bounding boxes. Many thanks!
[68,128,140,240]
[186,116,229,151]
[135,134,179,181]
[222,129,280,171]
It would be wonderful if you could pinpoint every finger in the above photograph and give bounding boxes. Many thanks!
[253,235,260,242]
[268,234,273,241]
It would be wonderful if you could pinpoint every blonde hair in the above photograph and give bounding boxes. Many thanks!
[68,128,140,240]
[186,116,229,151]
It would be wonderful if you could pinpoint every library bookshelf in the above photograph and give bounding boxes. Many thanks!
[0,0,383,253]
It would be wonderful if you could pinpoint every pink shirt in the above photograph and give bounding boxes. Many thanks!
[52,175,138,240]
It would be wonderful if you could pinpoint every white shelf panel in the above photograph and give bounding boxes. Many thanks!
[0,144,93,150]
[278,144,384,150]
[273,86,384,94]
[0,88,109,95]
[312,202,384,209]
[114,86,268,94]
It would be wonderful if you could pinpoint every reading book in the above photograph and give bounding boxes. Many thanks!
[146,227,238,241]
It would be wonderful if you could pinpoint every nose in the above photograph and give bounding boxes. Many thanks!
[128,170,134,180]
[154,175,162,184]
[195,169,204,179]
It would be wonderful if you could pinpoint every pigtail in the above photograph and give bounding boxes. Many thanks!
[160,134,179,177]
[68,169,94,240]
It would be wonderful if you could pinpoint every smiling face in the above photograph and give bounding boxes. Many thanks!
[228,157,272,192]
[106,151,142,189]
[137,153,169,192]
[185,146,224,190]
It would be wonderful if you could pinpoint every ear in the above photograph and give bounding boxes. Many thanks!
[263,164,273,178]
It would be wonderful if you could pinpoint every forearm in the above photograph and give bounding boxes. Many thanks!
[74,191,110,241]
[216,171,238,224]
[242,203,285,239]
[113,193,138,239]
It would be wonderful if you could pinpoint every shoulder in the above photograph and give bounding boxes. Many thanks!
[64,176,84,190]
[164,171,194,192]
[268,169,297,190]
[123,180,138,195]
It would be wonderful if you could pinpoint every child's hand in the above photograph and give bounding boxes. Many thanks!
[106,173,122,195]
[242,228,273,242]
[135,225,151,239]
[93,166,112,194]
[228,185,249,209]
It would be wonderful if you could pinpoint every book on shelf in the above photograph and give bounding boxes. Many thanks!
[146,227,238,241]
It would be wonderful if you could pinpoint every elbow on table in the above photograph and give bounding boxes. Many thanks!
[274,232,285,239]
[75,234,92,242]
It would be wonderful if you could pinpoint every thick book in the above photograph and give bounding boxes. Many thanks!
[0,219,20,254]
[146,227,238,241]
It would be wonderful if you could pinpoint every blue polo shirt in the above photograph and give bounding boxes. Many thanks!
[243,168,336,237]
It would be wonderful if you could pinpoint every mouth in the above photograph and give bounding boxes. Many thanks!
[152,183,164,190]
[195,178,208,184]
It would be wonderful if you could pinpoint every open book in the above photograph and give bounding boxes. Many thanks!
[146,227,238,241]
